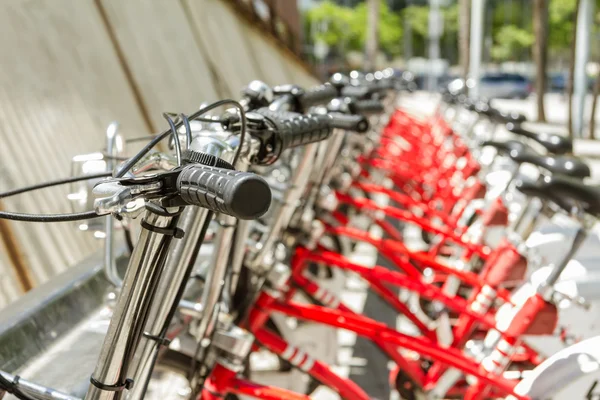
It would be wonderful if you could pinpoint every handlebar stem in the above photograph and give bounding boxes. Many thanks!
[85,210,177,400]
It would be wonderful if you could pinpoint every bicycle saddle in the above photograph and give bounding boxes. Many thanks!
[508,149,590,179]
[472,100,527,124]
[516,175,600,217]
[515,179,573,213]
[506,122,573,155]
[481,139,526,155]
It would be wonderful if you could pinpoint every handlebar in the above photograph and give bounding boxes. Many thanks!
[340,85,371,99]
[328,112,370,133]
[349,99,385,116]
[177,164,271,220]
[297,83,339,111]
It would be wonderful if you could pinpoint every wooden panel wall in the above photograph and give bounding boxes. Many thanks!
[0,0,318,309]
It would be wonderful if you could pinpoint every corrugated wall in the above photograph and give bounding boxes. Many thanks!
[0,0,318,309]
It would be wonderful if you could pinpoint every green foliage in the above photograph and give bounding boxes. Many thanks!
[303,0,598,65]
[490,25,535,61]
[548,0,577,51]
[303,0,403,57]
[304,1,353,48]
[402,5,430,38]
[400,4,459,61]
[349,2,404,56]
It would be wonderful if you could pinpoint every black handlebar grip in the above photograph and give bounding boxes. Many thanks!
[255,108,334,154]
[340,85,370,99]
[492,109,527,124]
[350,99,385,116]
[278,113,334,150]
[328,112,369,133]
[297,83,339,111]
[177,164,271,220]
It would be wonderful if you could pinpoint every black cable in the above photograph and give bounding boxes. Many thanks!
[116,99,246,178]
[0,172,111,200]
[0,210,100,222]
[225,101,246,166]
[180,113,193,150]
[0,100,246,223]
[123,226,134,253]
[124,117,225,143]
[101,153,130,161]
[162,113,183,166]
[115,129,173,178]
[125,135,160,143]
[0,373,34,400]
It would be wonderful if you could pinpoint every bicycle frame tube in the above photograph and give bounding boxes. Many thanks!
[254,328,371,400]
[126,207,210,399]
[259,295,524,398]
[194,162,248,351]
[290,247,497,332]
[335,192,489,259]
[201,362,311,400]
[250,143,318,270]
[126,132,245,399]
[85,210,177,400]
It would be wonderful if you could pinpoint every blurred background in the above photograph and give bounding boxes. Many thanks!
[301,0,600,139]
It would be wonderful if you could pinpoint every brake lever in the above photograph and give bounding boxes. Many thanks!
[92,171,179,216]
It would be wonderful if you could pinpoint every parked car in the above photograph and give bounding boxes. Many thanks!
[549,72,567,92]
[479,73,531,99]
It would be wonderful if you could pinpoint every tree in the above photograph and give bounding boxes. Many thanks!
[490,25,534,62]
[349,2,403,57]
[303,0,403,62]
[304,1,353,49]
[567,0,580,139]
[533,0,549,121]
[458,0,470,80]
[590,73,600,139]
[401,4,460,62]
[365,0,380,70]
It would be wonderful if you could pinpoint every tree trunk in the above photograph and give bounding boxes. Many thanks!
[567,0,581,139]
[365,0,379,71]
[458,0,471,80]
[590,74,600,139]
[532,0,548,121]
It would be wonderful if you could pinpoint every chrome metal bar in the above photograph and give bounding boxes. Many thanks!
[250,143,318,270]
[85,210,175,400]
[298,137,335,222]
[194,213,237,342]
[1,371,80,400]
[319,130,346,189]
[126,208,210,400]
[126,132,243,399]
[104,123,122,288]
[228,219,252,298]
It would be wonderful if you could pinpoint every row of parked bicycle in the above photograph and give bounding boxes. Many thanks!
[1,68,599,400]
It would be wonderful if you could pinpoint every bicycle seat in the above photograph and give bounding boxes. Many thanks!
[515,179,573,213]
[473,101,526,124]
[488,108,527,125]
[516,175,600,217]
[481,139,526,155]
[508,149,591,179]
[506,122,573,155]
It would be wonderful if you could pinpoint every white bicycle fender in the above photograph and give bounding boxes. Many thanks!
[509,336,600,399]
